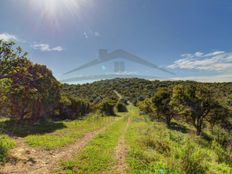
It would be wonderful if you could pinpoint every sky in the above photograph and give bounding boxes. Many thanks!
[1,0,232,83]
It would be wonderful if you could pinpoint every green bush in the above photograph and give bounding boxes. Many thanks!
[0,135,15,163]
[143,137,171,155]
[96,98,117,116]
[182,143,208,174]
[56,95,91,119]
[211,140,232,165]
[116,102,127,112]
[211,125,231,147]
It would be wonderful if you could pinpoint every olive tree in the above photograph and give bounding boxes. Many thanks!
[171,84,212,135]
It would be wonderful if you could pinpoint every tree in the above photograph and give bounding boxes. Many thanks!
[0,40,60,121]
[171,84,212,135]
[152,88,175,127]
[0,40,28,80]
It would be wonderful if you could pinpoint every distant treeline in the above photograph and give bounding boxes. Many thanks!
[62,78,232,106]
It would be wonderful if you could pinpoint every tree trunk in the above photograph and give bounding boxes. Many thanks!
[196,126,201,135]
[166,116,171,128]
[195,120,202,136]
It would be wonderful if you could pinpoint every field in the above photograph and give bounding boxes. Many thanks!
[1,105,231,174]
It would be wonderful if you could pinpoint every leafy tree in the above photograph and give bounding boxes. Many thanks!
[171,84,212,135]
[0,40,28,80]
[152,88,175,127]
[0,40,60,121]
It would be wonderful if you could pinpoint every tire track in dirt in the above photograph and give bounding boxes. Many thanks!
[114,117,131,174]
[0,120,117,174]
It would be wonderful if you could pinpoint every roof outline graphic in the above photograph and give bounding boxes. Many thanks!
[64,49,175,75]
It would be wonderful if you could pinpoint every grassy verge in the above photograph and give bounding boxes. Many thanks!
[25,115,116,150]
[0,115,116,150]
[0,134,15,164]
[58,117,128,174]
[125,108,232,174]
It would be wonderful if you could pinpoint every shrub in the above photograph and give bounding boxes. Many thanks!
[182,143,208,174]
[137,98,155,115]
[116,100,128,112]
[56,95,90,119]
[96,98,117,116]
[211,140,232,165]
[211,125,231,147]
[143,137,171,155]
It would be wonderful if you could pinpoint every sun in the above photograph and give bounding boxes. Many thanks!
[30,0,85,19]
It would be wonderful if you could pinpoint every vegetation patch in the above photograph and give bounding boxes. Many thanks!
[125,112,232,174]
[0,134,15,164]
[25,115,116,149]
[59,117,127,174]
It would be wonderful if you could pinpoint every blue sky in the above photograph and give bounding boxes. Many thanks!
[1,0,232,82]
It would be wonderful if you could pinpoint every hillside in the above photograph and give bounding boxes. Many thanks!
[1,43,232,173]
[1,105,231,173]
[62,78,232,105]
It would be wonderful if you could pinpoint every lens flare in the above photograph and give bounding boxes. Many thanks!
[30,0,88,22]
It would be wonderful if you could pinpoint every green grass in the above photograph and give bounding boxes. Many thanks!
[58,117,128,174]
[25,115,116,150]
[0,134,15,164]
[0,115,117,150]
[125,106,232,174]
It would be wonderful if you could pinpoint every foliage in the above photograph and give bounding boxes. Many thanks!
[182,143,208,174]
[171,84,212,135]
[0,79,11,116]
[116,99,128,112]
[125,106,232,174]
[0,40,60,121]
[138,98,154,115]
[96,98,117,116]
[152,88,175,127]
[56,95,91,119]
[0,134,15,163]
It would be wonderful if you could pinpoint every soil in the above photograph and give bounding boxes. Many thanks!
[0,126,110,174]
[114,117,131,174]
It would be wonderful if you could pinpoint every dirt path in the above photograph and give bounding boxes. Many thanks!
[114,117,131,174]
[0,124,113,174]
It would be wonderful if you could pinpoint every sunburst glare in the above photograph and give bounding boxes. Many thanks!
[29,0,90,24]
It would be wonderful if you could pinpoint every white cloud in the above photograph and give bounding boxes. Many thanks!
[32,43,64,52]
[0,33,17,42]
[168,51,232,71]
[83,31,101,39]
